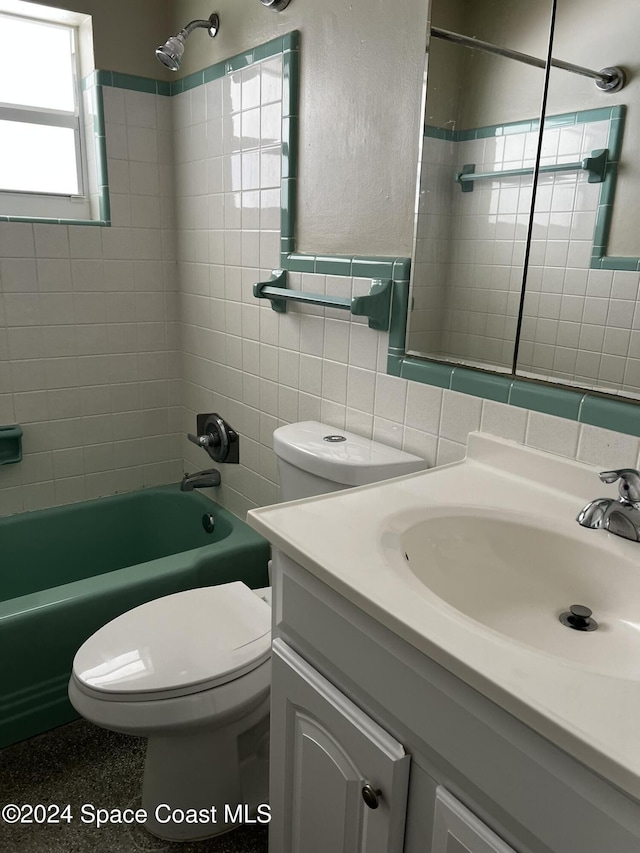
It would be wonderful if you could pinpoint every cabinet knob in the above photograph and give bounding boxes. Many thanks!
[361,784,381,809]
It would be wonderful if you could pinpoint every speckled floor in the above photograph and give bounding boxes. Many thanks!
[0,721,269,853]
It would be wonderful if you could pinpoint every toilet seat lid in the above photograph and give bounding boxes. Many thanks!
[72,582,271,700]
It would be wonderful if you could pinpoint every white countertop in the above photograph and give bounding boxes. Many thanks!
[247,433,640,803]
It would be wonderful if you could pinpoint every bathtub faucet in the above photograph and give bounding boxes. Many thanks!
[180,468,221,491]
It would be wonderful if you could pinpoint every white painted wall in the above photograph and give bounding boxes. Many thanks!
[457,0,552,129]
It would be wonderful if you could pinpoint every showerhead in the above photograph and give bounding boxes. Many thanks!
[156,35,186,71]
[155,13,219,72]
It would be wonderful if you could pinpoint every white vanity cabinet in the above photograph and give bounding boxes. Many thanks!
[269,638,410,853]
[269,549,640,853]
[432,787,518,853]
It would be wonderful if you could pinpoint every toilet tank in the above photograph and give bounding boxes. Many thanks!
[273,421,428,502]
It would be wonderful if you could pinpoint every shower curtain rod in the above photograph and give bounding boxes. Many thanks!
[430,27,625,92]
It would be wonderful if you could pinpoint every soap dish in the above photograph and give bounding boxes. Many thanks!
[0,425,23,465]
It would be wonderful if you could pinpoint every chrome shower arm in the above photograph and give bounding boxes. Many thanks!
[181,14,219,39]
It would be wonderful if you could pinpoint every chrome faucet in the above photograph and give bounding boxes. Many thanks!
[577,469,640,542]
[180,468,221,491]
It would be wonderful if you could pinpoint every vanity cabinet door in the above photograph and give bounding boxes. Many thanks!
[432,787,518,853]
[269,638,410,853]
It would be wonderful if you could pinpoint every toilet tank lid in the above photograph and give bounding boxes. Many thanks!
[273,421,428,486]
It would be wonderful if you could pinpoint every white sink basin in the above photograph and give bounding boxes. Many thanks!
[400,509,640,678]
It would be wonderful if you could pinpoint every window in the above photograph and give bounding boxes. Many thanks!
[0,9,91,219]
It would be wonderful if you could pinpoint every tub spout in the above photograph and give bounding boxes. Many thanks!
[180,468,221,491]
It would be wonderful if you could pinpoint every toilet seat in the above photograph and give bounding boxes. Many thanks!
[72,582,271,702]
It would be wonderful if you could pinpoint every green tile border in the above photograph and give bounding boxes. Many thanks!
[580,395,640,436]
[393,354,640,436]
[589,106,639,271]
[451,369,511,404]
[509,381,583,420]
[423,125,458,142]
[388,266,640,436]
[425,106,618,142]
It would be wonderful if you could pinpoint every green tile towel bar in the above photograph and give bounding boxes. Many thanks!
[0,425,22,465]
[253,269,392,331]
[456,148,608,192]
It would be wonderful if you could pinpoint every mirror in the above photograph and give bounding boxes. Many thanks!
[520,0,639,397]
[407,0,552,372]
[408,0,638,399]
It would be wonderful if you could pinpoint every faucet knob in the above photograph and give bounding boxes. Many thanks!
[188,432,217,448]
[599,469,640,504]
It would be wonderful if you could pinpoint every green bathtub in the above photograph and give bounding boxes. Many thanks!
[0,485,270,748]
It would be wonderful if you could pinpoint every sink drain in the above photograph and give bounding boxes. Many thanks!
[559,604,598,632]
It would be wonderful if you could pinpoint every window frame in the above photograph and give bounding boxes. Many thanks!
[0,11,90,219]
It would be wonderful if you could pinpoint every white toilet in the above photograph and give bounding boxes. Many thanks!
[68,421,426,841]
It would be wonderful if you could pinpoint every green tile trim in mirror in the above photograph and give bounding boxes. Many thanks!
[590,106,638,271]
[425,105,637,272]
[388,276,640,437]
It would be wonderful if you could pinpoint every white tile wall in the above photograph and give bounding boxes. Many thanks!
[0,88,181,516]
[408,132,528,368]
[520,122,640,395]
